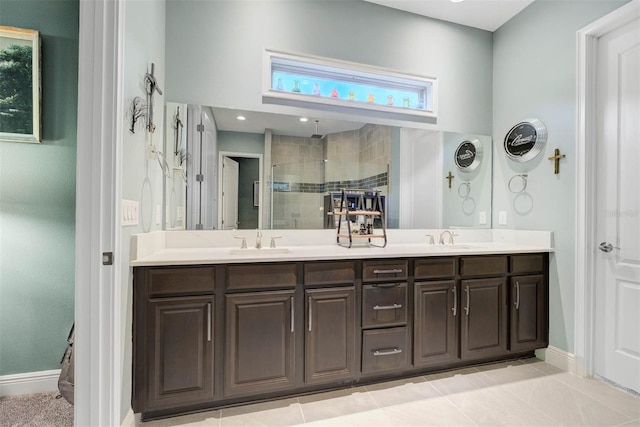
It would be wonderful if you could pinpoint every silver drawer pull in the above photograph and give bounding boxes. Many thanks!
[373,348,402,356]
[452,286,457,317]
[373,303,402,310]
[373,269,403,275]
[207,302,212,342]
[372,283,401,288]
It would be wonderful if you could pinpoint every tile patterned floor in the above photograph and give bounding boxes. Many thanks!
[136,358,640,427]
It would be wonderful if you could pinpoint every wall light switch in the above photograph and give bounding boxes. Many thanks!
[498,211,508,226]
[121,199,139,226]
[479,211,487,225]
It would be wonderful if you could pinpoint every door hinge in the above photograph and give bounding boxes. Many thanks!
[196,174,204,182]
[102,252,113,266]
[196,124,204,132]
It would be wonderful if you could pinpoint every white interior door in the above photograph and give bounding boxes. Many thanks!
[594,16,640,393]
[221,156,239,230]
[398,129,442,228]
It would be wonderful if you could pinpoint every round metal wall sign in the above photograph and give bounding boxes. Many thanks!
[454,139,483,172]
[503,119,547,162]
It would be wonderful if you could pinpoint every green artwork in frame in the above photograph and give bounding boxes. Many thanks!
[0,26,41,143]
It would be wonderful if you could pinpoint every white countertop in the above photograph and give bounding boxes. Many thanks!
[130,229,554,266]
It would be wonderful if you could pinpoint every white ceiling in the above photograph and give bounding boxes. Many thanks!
[364,0,535,32]
[213,107,366,138]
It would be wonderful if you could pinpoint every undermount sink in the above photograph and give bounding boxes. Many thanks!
[417,243,477,250]
[228,247,292,255]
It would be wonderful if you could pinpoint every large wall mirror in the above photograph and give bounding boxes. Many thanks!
[163,104,492,231]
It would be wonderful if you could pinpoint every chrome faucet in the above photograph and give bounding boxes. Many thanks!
[255,230,262,249]
[439,230,455,245]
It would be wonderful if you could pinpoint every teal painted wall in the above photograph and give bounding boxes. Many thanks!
[165,0,494,136]
[217,131,265,155]
[0,0,78,375]
[492,0,629,353]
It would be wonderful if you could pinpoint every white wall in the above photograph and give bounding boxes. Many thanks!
[492,0,629,353]
[164,0,494,135]
[120,0,166,421]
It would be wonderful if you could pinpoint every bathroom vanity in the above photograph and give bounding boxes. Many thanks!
[130,229,552,420]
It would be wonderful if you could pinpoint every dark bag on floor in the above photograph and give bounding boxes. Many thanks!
[58,324,75,405]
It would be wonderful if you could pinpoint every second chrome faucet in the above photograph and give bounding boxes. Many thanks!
[439,230,456,245]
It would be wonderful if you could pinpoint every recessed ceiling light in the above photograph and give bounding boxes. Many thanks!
[451,0,464,3]
[236,115,246,121]
[299,117,308,122]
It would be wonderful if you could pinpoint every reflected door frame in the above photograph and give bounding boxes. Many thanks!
[217,151,263,230]
[575,0,640,381]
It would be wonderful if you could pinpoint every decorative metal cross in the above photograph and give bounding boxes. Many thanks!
[174,106,184,156]
[144,63,163,133]
[548,148,566,174]
[446,171,455,188]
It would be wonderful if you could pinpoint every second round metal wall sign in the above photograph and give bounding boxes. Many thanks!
[455,138,483,172]
[503,118,547,162]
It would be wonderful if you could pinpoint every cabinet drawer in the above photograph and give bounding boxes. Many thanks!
[362,283,407,328]
[414,257,456,279]
[363,260,408,282]
[226,263,297,290]
[460,256,507,277]
[304,261,355,286]
[148,267,215,297]
[510,254,545,274]
[362,327,409,374]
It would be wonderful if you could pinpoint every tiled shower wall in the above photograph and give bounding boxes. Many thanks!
[271,124,391,229]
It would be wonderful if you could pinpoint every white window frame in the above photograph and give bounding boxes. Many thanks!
[262,49,437,122]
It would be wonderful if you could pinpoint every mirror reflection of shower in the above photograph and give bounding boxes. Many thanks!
[270,159,389,230]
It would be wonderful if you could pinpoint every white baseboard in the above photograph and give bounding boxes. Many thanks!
[535,346,577,374]
[121,409,136,427]
[0,369,61,397]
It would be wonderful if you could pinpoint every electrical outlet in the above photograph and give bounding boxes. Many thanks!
[479,211,487,225]
[156,204,162,225]
[499,211,507,226]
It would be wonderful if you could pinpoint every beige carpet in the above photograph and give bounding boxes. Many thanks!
[0,391,73,427]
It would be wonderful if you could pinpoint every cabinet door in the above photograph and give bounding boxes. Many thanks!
[414,281,459,367]
[461,278,508,360]
[305,287,356,385]
[225,290,296,397]
[510,274,547,352]
[145,296,214,410]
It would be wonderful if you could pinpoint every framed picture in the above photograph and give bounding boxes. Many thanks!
[0,26,41,143]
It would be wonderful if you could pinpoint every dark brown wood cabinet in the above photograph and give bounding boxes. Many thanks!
[144,296,215,410]
[133,253,548,420]
[460,277,508,360]
[510,274,547,352]
[133,266,216,415]
[362,327,409,374]
[224,290,296,397]
[305,287,356,384]
[362,283,407,328]
[414,280,459,367]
